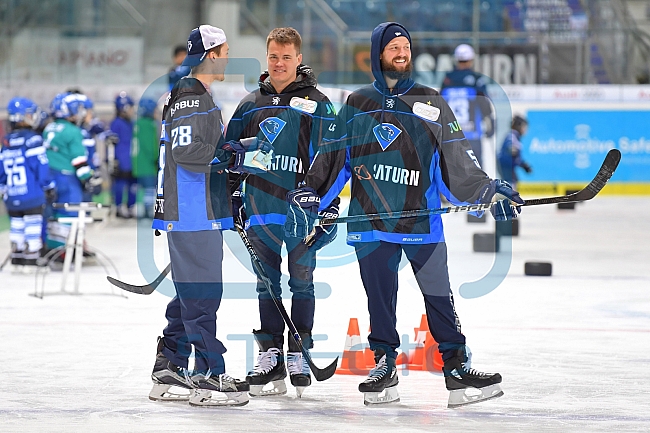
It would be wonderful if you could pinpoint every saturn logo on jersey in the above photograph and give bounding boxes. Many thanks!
[259,117,287,144]
[353,165,373,180]
[372,123,402,151]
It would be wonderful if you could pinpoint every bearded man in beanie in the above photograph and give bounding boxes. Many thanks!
[284,22,522,407]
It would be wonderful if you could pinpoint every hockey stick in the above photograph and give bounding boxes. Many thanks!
[107,263,171,295]
[106,173,250,295]
[233,213,338,382]
[314,148,621,226]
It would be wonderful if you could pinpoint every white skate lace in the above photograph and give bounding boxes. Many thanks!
[251,347,282,374]
[218,373,236,387]
[461,362,487,377]
[287,352,310,375]
[366,355,388,382]
[180,367,192,385]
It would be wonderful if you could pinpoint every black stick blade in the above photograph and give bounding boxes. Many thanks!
[578,148,621,201]
[524,149,622,207]
[310,356,339,382]
[106,263,172,295]
[106,276,156,295]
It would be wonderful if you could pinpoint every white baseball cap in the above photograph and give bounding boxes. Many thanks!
[182,25,227,67]
[454,44,475,62]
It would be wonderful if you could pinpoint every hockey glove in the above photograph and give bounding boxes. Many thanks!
[229,137,274,174]
[44,187,57,204]
[231,188,246,225]
[284,187,320,239]
[83,173,103,196]
[478,179,524,221]
[304,202,339,249]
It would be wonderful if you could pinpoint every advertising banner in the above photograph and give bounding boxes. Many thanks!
[523,110,650,182]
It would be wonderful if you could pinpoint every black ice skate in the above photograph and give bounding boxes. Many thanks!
[190,372,250,407]
[149,337,193,402]
[287,331,312,398]
[358,349,399,405]
[246,330,287,397]
[443,347,503,408]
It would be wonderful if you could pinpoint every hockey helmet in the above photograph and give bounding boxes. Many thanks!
[512,115,528,132]
[50,92,87,123]
[138,98,158,118]
[7,97,39,126]
[115,91,135,113]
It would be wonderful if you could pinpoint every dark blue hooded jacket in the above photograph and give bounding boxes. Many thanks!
[303,22,492,245]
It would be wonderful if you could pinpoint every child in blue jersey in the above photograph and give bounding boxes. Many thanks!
[498,115,532,187]
[109,92,137,218]
[0,98,55,269]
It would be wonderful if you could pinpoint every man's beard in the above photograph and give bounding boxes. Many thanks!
[381,57,413,80]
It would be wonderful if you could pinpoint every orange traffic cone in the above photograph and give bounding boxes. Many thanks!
[422,332,444,372]
[336,318,370,375]
[407,314,429,370]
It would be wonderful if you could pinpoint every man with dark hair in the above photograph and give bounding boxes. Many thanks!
[226,27,338,398]
[168,44,191,90]
[285,22,521,407]
[149,25,273,408]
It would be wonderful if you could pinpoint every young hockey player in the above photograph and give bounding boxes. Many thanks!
[498,114,532,187]
[110,92,137,218]
[0,97,55,270]
[225,27,339,398]
[150,25,273,408]
[132,98,159,219]
[43,93,100,252]
[285,22,522,407]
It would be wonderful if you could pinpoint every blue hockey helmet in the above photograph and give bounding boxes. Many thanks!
[115,91,135,113]
[138,98,158,118]
[50,92,87,121]
[7,97,39,125]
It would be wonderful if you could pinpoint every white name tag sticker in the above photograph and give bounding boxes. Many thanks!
[412,102,440,122]
[290,97,318,114]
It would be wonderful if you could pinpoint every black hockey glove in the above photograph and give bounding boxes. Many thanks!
[285,187,320,239]
[521,162,533,174]
[304,202,339,249]
[44,187,57,204]
[478,179,524,221]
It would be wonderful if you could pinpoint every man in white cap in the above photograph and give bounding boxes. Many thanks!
[149,25,273,408]
[441,44,493,168]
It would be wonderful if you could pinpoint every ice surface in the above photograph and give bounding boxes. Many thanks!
[1,197,649,432]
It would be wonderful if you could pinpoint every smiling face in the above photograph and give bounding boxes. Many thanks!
[266,40,302,93]
[380,36,412,80]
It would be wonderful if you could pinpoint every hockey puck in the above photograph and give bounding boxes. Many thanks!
[467,213,486,223]
[495,219,519,237]
[557,202,576,210]
[524,261,552,276]
[558,190,580,210]
[473,233,499,253]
